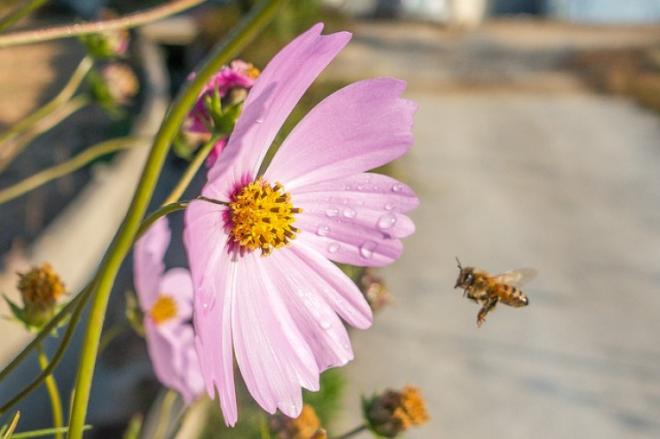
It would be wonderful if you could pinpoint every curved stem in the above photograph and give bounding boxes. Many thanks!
[36,345,63,439]
[0,0,205,48]
[137,201,189,238]
[11,425,91,439]
[332,425,368,439]
[0,0,50,33]
[0,56,93,146]
[0,288,89,414]
[163,135,220,205]
[67,2,286,437]
[0,95,90,174]
[152,390,177,439]
[0,283,91,383]
[0,136,148,205]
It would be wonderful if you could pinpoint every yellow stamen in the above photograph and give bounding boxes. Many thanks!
[393,386,429,429]
[150,295,178,325]
[245,63,260,79]
[229,178,301,255]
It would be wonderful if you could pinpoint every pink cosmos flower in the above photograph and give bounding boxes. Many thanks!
[184,23,418,425]
[134,217,204,404]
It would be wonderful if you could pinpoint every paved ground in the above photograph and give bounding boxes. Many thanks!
[333,21,660,439]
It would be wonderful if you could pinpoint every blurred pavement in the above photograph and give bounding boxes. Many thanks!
[333,20,660,439]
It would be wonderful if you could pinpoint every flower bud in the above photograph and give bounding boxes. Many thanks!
[270,404,325,439]
[359,269,392,312]
[89,63,139,116]
[16,263,65,328]
[79,10,129,59]
[363,386,429,437]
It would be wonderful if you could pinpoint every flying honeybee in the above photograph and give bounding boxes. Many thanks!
[454,258,536,327]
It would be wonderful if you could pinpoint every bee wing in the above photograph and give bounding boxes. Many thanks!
[493,268,537,287]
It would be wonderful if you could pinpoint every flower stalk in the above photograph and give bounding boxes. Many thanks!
[0,0,206,48]
[66,2,287,437]
[0,136,148,205]
[36,345,64,439]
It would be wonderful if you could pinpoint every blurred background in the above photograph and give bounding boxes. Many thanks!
[1,0,660,438]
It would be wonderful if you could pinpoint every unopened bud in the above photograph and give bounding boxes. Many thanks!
[80,10,129,59]
[16,263,65,327]
[360,269,392,312]
[363,386,429,437]
[89,63,139,116]
[270,404,324,439]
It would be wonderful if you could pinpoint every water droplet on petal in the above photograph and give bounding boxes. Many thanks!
[320,318,332,330]
[345,185,352,190]
[256,118,263,124]
[377,213,397,230]
[326,208,339,217]
[316,225,330,236]
[343,207,356,218]
[392,184,403,192]
[356,185,364,191]
[384,203,394,211]
[328,243,340,253]
[359,241,377,259]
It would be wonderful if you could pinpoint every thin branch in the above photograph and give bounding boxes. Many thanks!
[0,0,50,33]
[0,0,205,48]
[0,56,93,146]
[0,136,149,205]
[36,345,63,439]
[0,95,90,173]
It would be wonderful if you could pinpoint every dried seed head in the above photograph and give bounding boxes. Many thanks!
[270,404,324,439]
[17,263,65,327]
[364,386,429,437]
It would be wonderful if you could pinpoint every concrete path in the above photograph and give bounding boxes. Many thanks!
[333,22,660,439]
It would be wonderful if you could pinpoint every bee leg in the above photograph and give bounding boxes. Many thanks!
[476,297,498,327]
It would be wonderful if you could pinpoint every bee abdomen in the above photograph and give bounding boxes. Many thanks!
[498,285,529,307]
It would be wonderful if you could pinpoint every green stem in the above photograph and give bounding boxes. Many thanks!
[0,289,89,414]
[332,425,368,439]
[0,136,148,205]
[36,345,63,439]
[163,135,220,205]
[11,425,91,439]
[0,0,50,33]
[0,0,205,48]
[0,95,91,173]
[67,2,286,437]
[137,201,189,238]
[152,390,177,439]
[0,56,93,146]
[0,283,91,383]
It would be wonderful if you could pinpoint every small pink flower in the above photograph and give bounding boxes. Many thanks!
[187,60,260,134]
[134,217,204,404]
[184,24,418,425]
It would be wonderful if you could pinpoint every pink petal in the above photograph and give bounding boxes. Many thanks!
[264,78,416,190]
[158,267,194,322]
[292,172,419,213]
[231,252,319,417]
[268,248,354,370]
[184,200,238,425]
[134,217,170,310]
[296,223,404,268]
[289,240,373,329]
[204,23,351,200]
[145,320,202,404]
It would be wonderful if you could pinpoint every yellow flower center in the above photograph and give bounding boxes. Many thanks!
[18,263,65,310]
[150,295,178,325]
[229,178,301,256]
[245,64,261,79]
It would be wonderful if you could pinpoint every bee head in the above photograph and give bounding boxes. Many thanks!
[454,258,475,289]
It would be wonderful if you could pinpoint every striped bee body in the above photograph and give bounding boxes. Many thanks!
[454,258,535,327]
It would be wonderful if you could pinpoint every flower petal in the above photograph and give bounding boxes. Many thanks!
[292,172,419,213]
[289,240,373,329]
[267,248,354,370]
[134,217,170,310]
[231,252,319,417]
[264,78,416,190]
[158,267,194,322]
[145,320,202,404]
[204,23,351,199]
[184,200,237,425]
